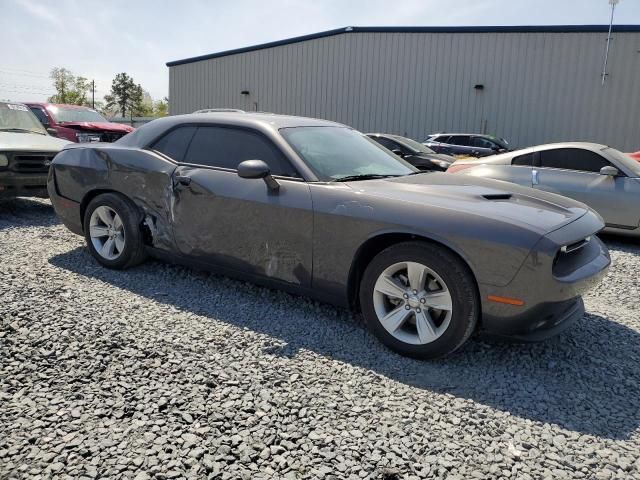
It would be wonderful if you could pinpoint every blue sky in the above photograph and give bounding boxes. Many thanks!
[1,0,639,104]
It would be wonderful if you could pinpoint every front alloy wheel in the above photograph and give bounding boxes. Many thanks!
[360,242,479,359]
[373,261,453,345]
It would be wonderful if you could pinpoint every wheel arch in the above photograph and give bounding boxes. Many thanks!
[347,232,480,313]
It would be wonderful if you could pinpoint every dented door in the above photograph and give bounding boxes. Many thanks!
[170,166,313,286]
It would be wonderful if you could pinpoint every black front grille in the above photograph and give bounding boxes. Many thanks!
[101,132,126,143]
[10,153,56,173]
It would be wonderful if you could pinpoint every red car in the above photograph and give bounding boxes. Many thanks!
[627,151,640,162]
[25,103,134,143]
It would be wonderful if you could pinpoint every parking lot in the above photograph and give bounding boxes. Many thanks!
[1,197,639,479]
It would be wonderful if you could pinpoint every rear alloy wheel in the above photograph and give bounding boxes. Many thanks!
[360,242,479,359]
[89,206,125,261]
[83,193,147,269]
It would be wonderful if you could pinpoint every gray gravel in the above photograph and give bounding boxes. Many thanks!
[1,197,639,480]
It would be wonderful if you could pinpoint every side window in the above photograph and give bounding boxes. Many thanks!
[472,137,495,149]
[30,107,49,126]
[184,126,298,177]
[151,126,197,162]
[512,152,534,166]
[540,148,609,173]
[450,136,471,146]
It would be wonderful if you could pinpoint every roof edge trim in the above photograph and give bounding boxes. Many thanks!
[166,24,640,67]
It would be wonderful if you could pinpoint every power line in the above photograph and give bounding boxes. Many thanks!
[0,89,53,96]
[0,82,53,90]
[0,66,50,75]
[0,69,50,79]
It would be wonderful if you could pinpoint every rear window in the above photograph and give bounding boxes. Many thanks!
[512,152,534,166]
[151,127,197,162]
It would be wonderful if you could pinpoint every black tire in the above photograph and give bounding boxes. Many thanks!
[359,241,479,359]
[83,192,147,269]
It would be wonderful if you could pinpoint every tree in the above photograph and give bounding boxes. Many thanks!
[48,67,91,105]
[135,89,154,117]
[104,73,145,118]
[153,97,169,117]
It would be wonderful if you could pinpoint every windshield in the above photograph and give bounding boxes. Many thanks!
[280,126,417,181]
[49,106,107,123]
[0,103,47,135]
[391,135,436,154]
[489,136,509,148]
[604,147,640,177]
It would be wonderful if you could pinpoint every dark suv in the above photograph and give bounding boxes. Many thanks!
[424,133,511,157]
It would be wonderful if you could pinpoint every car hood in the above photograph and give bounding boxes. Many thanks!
[59,121,134,133]
[416,152,455,164]
[0,131,71,152]
[346,172,590,235]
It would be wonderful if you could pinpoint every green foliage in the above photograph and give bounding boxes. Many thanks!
[153,97,169,117]
[48,67,91,106]
[104,73,145,118]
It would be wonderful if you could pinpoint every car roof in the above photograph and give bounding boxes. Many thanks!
[455,141,611,165]
[430,133,499,138]
[175,111,343,128]
[366,133,397,139]
[366,133,412,141]
[0,101,28,107]
[24,102,93,110]
[117,112,346,148]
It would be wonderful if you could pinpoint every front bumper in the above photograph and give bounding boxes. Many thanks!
[479,211,610,340]
[0,172,49,198]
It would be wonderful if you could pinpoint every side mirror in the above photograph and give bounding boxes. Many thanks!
[599,165,619,177]
[237,159,279,191]
[46,128,57,136]
[391,149,405,158]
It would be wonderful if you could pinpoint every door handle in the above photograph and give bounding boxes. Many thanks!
[532,169,539,185]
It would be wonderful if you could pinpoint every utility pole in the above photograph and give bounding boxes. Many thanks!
[602,0,620,85]
[91,80,95,109]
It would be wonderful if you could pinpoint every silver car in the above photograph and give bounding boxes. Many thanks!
[449,142,640,237]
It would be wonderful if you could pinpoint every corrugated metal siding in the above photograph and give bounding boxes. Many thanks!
[169,31,640,151]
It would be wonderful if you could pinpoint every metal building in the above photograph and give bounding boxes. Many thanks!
[167,26,640,151]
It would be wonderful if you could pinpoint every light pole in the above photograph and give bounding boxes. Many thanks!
[601,0,620,85]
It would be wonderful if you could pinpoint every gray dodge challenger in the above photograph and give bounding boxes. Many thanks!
[47,113,610,359]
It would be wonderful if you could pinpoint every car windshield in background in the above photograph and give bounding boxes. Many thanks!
[0,103,47,135]
[491,136,510,148]
[49,106,107,123]
[392,135,436,154]
[280,126,417,181]
[604,147,640,177]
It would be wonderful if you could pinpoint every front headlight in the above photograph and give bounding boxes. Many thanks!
[76,132,102,143]
[0,154,8,167]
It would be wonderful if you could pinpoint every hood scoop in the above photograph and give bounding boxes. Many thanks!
[482,193,512,200]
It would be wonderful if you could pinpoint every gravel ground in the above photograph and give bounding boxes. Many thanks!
[1,197,639,480]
